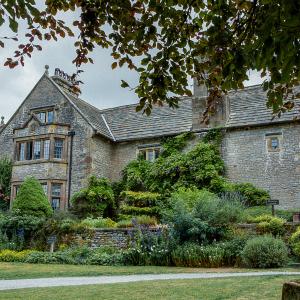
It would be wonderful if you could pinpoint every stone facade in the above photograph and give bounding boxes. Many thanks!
[222,124,300,209]
[1,68,300,210]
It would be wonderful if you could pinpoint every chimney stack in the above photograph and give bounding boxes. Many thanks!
[0,116,4,126]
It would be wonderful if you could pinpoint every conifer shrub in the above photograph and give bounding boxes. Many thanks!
[0,157,12,211]
[12,177,52,218]
[241,235,288,268]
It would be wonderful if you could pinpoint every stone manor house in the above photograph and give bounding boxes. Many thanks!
[1,66,300,210]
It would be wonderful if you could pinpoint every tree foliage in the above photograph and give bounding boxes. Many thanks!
[12,177,52,218]
[1,1,300,119]
[71,176,115,218]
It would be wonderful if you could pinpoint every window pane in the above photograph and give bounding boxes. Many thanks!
[47,111,54,123]
[51,198,60,210]
[33,140,41,159]
[138,149,147,160]
[44,140,50,159]
[41,183,48,196]
[271,138,279,149]
[37,112,46,123]
[54,139,63,159]
[51,184,61,197]
[19,143,25,161]
[26,141,33,160]
[15,185,20,195]
[148,150,154,162]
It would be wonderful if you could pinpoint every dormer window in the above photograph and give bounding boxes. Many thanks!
[35,110,54,123]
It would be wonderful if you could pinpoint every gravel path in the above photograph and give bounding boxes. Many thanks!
[0,271,300,291]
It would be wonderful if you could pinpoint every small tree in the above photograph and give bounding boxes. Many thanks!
[12,177,52,218]
[71,176,115,218]
[0,157,12,211]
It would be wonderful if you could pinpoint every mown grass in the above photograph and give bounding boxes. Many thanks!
[0,262,300,280]
[0,276,298,299]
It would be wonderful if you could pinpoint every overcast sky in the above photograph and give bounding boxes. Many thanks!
[0,16,263,122]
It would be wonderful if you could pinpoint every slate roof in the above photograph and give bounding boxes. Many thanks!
[226,85,300,127]
[67,92,192,142]
[56,76,300,142]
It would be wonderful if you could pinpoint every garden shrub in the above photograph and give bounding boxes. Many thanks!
[247,215,286,236]
[123,225,174,266]
[221,235,250,266]
[71,176,115,218]
[241,235,288,268]
[231,183,270,206]
[289,227,300,258]
[116,219,133,228]
[117,215,157,228]
[167,188,243,244]
[12,177,52,218]
[257,218,286,236]
[86,252,124,266]
[81,217,117,228]
[0,249,36,262]
[171,243,225,268]
[0,212,45,250]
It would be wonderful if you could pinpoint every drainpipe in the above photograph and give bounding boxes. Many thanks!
[67,131,75,209]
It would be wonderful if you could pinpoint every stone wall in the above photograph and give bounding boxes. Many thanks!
[90,228,160,249]
[223,123,300,209]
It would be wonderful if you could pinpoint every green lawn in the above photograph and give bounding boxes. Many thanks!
[0,262,299,280]
[0,276,298,299]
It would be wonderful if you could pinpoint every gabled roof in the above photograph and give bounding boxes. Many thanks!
[226,85,300,128]
[49,75,193,142]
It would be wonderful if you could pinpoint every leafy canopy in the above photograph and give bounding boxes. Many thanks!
[12,177,52,218]
[1,1,300,119]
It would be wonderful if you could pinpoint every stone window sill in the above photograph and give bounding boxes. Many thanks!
[13,159,68,166]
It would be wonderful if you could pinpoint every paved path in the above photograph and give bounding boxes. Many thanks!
[0,271,300,291]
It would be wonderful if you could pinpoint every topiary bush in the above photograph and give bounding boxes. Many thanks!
[71,176,115,218]
[241,235,288,268]
[12,177,52,218]
[120,191,161,218]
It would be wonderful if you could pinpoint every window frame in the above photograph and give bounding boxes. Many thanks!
[51,183,62,210]
[54,138,64,159]
[137,145,161,162]
[266,133,282,153]
[34,109,55,124]
[15,137,65,162]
